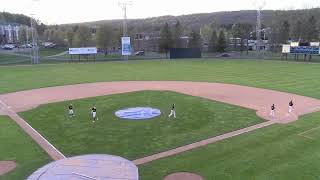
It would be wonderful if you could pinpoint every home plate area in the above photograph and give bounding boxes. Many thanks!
[27,155,139,180]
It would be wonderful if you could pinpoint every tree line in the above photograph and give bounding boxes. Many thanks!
[159,21,228,53]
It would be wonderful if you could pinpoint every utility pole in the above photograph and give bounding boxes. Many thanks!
[119,1,132,60]
[30,16,40,64]
[254,0,266,58]
[30,0,40,64]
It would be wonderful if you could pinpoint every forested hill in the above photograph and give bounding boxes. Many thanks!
[72,8,320,32]
[0,12,31,26]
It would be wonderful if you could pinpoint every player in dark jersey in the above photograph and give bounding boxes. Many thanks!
[168,104,176,118]
[288,100,294,113]
[270,104,275,118]
[68,104,75,117]
[91,106,98,122]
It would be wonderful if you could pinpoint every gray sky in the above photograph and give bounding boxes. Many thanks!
[1,0,319,24]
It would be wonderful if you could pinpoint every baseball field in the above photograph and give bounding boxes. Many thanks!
[2,59,320,179]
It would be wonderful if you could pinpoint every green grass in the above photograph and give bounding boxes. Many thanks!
[39,48,67,57]
[0,54,30,65]
[1,59,320,99]
[139,112,320,180]
[3,58,320,179]
[0,116,51,180]
[19,91,263,160]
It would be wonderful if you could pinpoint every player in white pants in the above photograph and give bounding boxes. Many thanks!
[91,107,98,122]
[68,104,75,117]
[270,104,275,118]
[288,100,294,113]
[168,104,176,118]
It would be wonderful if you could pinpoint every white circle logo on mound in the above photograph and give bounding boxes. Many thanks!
[115,107,161,120]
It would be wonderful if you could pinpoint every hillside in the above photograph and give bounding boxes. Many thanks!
[0,12,31,26]
[67,8,320,32]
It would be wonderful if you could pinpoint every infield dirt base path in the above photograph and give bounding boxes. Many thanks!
[1,81,320,123]
[1,81,320,163]
[0,161,16,176]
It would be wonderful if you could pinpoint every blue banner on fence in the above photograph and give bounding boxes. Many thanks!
[290,46,320,55]
[121,37,131,56]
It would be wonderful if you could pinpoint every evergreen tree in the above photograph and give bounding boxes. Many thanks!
[292,20,302,41]
[305,16,319,41]
[173,21,183,48]
[217,30,227,52]
[159,23,173,57]
[279,20,290,44]
[209,30,218,52]
[188,30,202,48]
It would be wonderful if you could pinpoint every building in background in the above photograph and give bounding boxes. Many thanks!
[0,23,22,44]
[134,32,160,52]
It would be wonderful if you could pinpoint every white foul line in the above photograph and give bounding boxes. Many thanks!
[0,99,66,160]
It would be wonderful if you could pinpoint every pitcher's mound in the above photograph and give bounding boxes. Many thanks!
[0,161,16,175]
[164,172,203,180]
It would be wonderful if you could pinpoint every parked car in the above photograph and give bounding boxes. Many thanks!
[135,50,145,56]
[43,42,56,48]
[3,44,15,50]
[19,44,33,48]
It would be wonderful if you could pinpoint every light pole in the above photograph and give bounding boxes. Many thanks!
[119,1,132,60]
[30,0,40,64]
[253,0,266,58]
[30,15,40,64]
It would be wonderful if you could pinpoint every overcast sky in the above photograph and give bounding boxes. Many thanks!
[1,0,319,24]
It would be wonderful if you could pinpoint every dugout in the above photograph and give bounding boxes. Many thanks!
[170,48,202,59]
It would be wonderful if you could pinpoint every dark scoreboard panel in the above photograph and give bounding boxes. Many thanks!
[290,46,320,55]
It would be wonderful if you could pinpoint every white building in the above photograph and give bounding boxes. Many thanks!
[0,23,21,44]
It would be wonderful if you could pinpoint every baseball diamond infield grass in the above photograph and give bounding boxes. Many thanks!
[0,116,51,180]
[19,91,263,160]
[139,112,320,180]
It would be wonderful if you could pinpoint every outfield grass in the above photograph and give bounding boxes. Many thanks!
[19,91,263,160]
[0,116,51,180]
[139,112,320,180]
[39,48,67,57]
[0,54,30,65]
[1,59,320,99]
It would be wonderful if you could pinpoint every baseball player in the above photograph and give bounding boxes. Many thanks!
[68,104,75,117]
[270,104,275,118]
[168,104,176,119]
[91,106,98,122]
[288,100,294,113]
